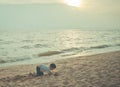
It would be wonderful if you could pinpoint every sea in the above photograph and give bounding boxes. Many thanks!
[0,29,120,67]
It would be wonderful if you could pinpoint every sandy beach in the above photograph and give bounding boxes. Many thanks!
[0,51,120,87]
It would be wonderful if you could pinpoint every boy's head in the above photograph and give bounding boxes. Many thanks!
[50,63,56,70]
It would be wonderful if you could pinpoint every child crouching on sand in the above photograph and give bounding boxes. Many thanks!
[36,63,57,76]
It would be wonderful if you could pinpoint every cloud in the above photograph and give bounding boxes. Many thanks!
[0,0,62,4]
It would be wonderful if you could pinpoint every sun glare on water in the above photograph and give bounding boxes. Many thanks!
[64,0,81,7]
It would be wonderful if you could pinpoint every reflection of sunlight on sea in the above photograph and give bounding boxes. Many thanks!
[56,30,92,50]
[58,30,81,48]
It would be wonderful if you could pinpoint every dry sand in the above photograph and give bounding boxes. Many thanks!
[0,51,120,87]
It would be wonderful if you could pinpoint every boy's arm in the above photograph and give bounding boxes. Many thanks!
[48,71,59,76]
[48,71,53,76]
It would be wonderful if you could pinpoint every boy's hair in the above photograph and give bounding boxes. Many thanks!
[50,63,56,69]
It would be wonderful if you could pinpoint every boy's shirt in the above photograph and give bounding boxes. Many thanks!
[39,64,50,73]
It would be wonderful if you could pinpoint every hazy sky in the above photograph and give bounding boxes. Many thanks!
[0,0,62,4]
[0,0,120,30]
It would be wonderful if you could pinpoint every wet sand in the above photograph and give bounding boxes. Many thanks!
[0,51,120,87]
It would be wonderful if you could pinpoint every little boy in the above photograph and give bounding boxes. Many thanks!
[36,63,56,76]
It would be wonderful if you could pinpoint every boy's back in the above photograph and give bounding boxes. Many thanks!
[40,64,50,73]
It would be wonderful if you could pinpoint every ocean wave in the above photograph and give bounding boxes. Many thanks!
[22,40,34,43]
[38,51,62,57]
[21,45,32,49]
[89,45,111,49]
[15,57,31,62]
[34,44,48,48]
[115,44,120,46]
[0,48,4,50]
[61,47,84,52]
[0,41,14,44]
[0,57,31,64]
[0,39,3,41]
[0,59,6,64]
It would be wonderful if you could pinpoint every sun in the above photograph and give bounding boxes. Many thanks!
[64,0,81,7]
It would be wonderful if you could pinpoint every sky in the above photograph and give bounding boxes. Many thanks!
[0,0,62,4]
[0,0,120,30]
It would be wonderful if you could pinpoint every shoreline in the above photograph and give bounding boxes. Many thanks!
[0,49,120,68]
[0,51,120,87]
